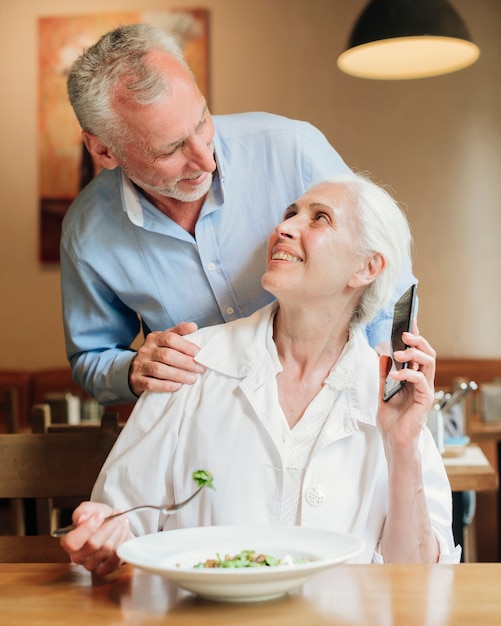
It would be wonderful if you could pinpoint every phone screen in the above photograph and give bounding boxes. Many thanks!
[383,284,418,402]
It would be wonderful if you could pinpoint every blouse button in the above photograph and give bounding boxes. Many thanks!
[305,485,327,506]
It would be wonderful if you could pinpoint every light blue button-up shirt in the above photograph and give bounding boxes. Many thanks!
[60,112,416,404]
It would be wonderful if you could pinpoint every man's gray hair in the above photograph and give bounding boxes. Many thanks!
[67,23,192,155]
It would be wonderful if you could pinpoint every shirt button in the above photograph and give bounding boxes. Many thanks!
[305,485,327,507]
[208,262,216,271]
[226,307,234,316]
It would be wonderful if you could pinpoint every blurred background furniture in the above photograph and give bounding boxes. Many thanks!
[0,535,68,563]
[443,444,497,562]
[0,371,31,432]
[0,366,128,540]
[29,407,121,535]
[31,404,121,435]
[0,367,134,433]
[0,425,119,562]
[30,367,134,425]
[0,387,25,534]
[0,387,20,433]
[436,358,501,562]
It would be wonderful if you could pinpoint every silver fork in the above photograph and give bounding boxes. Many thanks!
[51,485,204,537]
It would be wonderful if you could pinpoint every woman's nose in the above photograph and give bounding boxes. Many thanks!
[276,218,298,239]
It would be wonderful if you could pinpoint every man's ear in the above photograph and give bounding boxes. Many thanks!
[82,131,120,170]
[348,253,386,288]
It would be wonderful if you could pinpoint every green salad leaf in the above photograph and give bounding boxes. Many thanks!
[192,469,215,490]
[193,550,301,569]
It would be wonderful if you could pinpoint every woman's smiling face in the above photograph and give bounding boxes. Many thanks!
[262,182,368,301]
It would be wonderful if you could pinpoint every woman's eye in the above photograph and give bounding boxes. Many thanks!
[316,212,330,223]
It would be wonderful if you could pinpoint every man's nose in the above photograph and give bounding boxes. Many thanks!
[187,137,216,172]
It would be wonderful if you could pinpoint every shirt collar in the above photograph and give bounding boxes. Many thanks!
[195,304,379,428]
[194,303,277,378]
[120,169,144,227]
[322,327,379,427]
[212,134,226,201]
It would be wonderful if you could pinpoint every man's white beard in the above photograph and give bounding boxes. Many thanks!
[134,170,213,203]
[163,171,213,202]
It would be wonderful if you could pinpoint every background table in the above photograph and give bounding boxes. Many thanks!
[466,417,501,560]
[443,444,497,561]
[443,444,497,492]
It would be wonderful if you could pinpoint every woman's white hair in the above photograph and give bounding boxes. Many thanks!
[315,173,412,327]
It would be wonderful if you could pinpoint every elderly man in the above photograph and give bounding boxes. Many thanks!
[61,23,416,405]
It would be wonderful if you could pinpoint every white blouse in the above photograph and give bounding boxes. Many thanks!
[92,303,460,563]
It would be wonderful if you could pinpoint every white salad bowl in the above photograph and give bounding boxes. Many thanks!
[117,525,364,602]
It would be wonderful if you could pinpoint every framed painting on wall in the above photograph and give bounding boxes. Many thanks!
[38,9,209,263]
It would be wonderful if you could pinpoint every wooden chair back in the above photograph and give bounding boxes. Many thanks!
[28,405,121,537]
[30,368,85,405]
[30,367,135,424]
[30,404,121,435]
[0,387,20,433]
[0,370,31,431]
[0,424,118,562]
[0,388,24,536]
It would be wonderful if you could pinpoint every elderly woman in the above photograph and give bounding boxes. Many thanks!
[61,174,460,574]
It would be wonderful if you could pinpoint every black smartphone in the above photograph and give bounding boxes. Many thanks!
[383,284,418,402]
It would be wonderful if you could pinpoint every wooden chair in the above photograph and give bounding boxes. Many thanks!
[28,406,121,536]
[0,387,20,434]
[0,370,31,431]
[0,425,118,562]
[30,367,135,424]
[0,388,25,535]
[30,368,86,405]
[30,403,121,435]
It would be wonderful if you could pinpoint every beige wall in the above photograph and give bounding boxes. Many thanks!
[0,0,500,370]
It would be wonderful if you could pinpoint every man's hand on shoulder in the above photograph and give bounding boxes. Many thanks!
[128,322,206,396]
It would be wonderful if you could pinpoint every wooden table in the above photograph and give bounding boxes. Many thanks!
[443,443,498,492]
[442,444,498,561]
[465,415,501,561]
[1,562,501,625]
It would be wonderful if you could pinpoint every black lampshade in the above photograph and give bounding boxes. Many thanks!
[337,0,480,79]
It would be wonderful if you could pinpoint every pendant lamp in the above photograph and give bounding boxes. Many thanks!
[337,0,480,79]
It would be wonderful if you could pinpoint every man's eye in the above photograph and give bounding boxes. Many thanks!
[159,145,181,159]
[283,211,296,220]
[196,113,208,134]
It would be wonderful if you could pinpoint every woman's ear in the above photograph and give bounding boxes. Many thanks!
[82,131,120,170]
[348,253,386,288]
